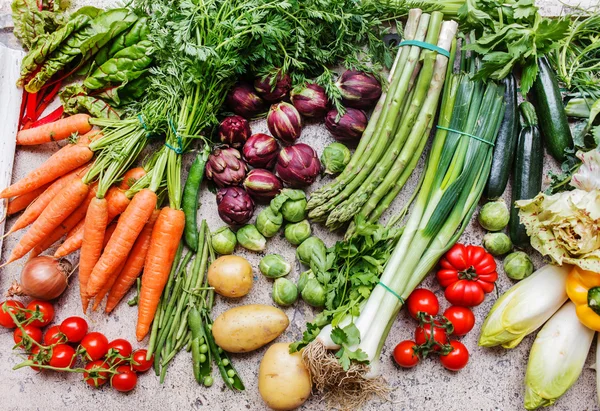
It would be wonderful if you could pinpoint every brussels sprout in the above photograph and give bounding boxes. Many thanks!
[321,142,351,175]
[478,200,510,231]
[284,220,312,245]
[271,189,307,223]
[483,232,512,256]
[272,278,298,306]
[236,224,266,252]
[504,251,534,280]
[259,254,291,278]
[211,226,237,255]
[296,236,326,266]
[256,207,283,238]
[301,278,326,307]
[297,270,314,293]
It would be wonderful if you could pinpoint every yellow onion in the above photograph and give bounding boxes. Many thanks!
[7,256,70,300]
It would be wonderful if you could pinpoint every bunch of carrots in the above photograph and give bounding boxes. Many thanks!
[2,112,185,342]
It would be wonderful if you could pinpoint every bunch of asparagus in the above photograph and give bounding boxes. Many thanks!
[307,9,456,231]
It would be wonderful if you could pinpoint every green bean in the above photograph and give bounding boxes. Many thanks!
[183,147,210,251]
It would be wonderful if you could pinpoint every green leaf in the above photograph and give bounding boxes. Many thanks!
[520,61,539,95]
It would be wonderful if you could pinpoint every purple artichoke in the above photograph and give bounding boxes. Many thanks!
[290,83,330,118]
[205,147,248,188]
[226,82,266,118]
[267,102,302,145]
[216,187,255,225]
[243,133,280,169]
[325,108,368,144]
[336,70,382,110]
[243,169,283,202]
[275,143,321,188]
[254,71,292,102]
[218,115,251,148]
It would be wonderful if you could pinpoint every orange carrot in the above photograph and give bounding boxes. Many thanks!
[103,222,118,247]
[119,167,146,190]
[79,197,108,312]
[106,209,160,313]
[0,131,98,199]
[7,183,51,216]
[86,189,157,298]
[16,114,92,146]
[3,179,89,265]
[136,207,185,341]
[92,263,125,312]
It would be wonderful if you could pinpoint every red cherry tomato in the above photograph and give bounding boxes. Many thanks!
[107,339,133,364]
[0,300,25,328]
[393,340,419,368]
[415,322,448,351]
[49,344,76,368]
[80,332,109,361]
[84,360,110,387]
[443,306,476,336]
[111,365,138,392]
[43,325,67,346]
[131,349,153,372]
[14,325,43,348]
[25,300,55,328]
[59,316,88,343]
[406,289,439,320]
[440,340,469,371]
[28,346,47,371]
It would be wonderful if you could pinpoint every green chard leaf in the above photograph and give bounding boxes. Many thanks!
[11,0,66,49]
[60,84,121,119]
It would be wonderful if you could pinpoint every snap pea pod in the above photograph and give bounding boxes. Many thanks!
[183,148,210,251]
[189,306,208,384]
[203,318,245,391]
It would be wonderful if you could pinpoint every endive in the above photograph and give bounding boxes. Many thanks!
[479,265,570,348]
[524,302,594,409]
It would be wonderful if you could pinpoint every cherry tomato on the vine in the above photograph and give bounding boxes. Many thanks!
[49,344,76,368]
[440,340,469,371]
[131,349,153,372]
[393,340,419,368]
[25,300,55,328]
[443,306,475,336]
[43,325,67,346]
[80,332,109,361]
[0,300,25,328]
[59,316,88,343]
[107,339,133,365]
[28,346,47,371]
[414,322,448,351]
[84,360,111,387]
[406,289,439,320]
[14,325,43,348]
[111,365,138,392]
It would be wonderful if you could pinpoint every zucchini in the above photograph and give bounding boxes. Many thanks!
[509,102,543,248]
[530,57,573,162]
[484,74,519,199]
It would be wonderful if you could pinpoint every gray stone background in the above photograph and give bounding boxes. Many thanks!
[0,0,598,410]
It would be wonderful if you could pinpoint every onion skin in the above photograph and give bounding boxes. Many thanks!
[8,256,70,300]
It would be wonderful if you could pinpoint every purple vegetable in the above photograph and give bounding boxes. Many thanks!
[336,70,382,110]
[290,83,330,118]
[216,187,255,225]
[325,108,368,143]
[267,102,302,145]
[275,143,321,188]
[254,71,292,102]
[226,82,266,118]
[242,133,280,169]
[243,169,283,202]
[218,115,251,148]
[205,147,248,188]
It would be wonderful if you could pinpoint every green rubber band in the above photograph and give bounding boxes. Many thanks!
[436,125,494,146]
[166,118,184,154]
[398,40,450,58]
[138,114,153,139]
[378,282,405,304]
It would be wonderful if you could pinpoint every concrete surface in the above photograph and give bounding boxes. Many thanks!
[0,1,598,410]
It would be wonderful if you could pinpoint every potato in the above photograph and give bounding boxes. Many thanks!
[212,305,289,353]
[207,255,253,298]
[259,343,312,410]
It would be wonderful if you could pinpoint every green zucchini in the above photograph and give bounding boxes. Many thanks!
[509,102,543,248]
[484,74,519,199]
[530,57,573,162]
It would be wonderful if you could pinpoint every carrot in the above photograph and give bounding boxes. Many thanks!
[92,263,125,312]
[53,186,130,258]
[106,209,160,313]
[79,197,108,312]
[136,207,185,341]
[0,131,99,199]
[16,113,92,146]
[86,189,157,298]
[6,183,51,216]
[119,167,146,190]
[3,179,89,265]
[103,222,118,247]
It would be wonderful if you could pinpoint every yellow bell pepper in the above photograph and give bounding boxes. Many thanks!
[566,266,600,331]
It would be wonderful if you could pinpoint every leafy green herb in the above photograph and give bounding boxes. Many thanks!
[331,323,368,371]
